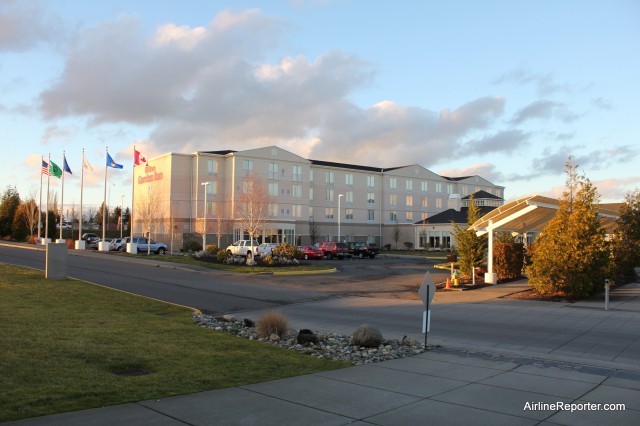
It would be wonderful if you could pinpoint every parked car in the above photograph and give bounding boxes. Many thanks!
[225,240,260,259]
[347,242,379,259]
[122,236,168,254]
[81,233,99,249]
[297,245,324,260]
[257,242,279,257]
[109,238,124,252]
[318,241,351,260]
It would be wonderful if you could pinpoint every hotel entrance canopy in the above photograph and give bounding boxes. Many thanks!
[468,194,620,283]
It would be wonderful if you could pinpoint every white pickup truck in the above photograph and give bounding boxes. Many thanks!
[225,240,260,259]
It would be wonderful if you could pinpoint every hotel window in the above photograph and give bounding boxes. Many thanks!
[207,159,218,176]
[207,181,217,195]
[436,198,443,208]
[345,173,353,186]
[292,184,302,198]
[309,188,314,201]
[292,165,302,182]
[309,170,314,182]
[435,182,442,193]
[447,184,454,194]
[345,191,353,203]
[268,162,279,180]
[309,206,314,217]
[389,177,397,189]
[325,208,334,220]
[326,171,334,184]
[280,208,290,216]
[406,211,414,222]
[406,195,413,207]
[367,209,375,221]
[326,189,334,201]
[390,194,397,206]
[345,208,354,220]
[269,204,278,216]
[390,211,397,222]
[406,179,413,191]
[421,196,428,207]
[367,192,375,204]
[421,181,428,192]
[367,175,375,187]
[421,212,428,222]
[292,205,302,218]
[268,183,278,196]
[243,160,253,176]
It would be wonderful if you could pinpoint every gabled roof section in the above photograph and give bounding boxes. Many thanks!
[469,194,620,234]
[199,150,236,156]
[309,159,384,173]
[462,190,503,200]
[414,206,497,225]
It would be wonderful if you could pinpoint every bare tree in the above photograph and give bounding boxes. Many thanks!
[22,189,39,237]
[309,216,319,245]
[162,203,179,254]
[136,185,161,255]
[234,175,272,264]
[392,222,401,249]
[211,200,230,248]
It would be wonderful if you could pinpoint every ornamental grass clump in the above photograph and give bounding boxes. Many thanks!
[256,311,289,338]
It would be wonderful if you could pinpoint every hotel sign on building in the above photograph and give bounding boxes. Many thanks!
[131,146,504,250]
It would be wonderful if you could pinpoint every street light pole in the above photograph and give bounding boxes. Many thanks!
[201,182,210,249]
[338,193,344,242]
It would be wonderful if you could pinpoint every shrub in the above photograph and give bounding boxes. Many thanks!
[273,243,299,260]
[403,241,414,250]
[205,244,218,256]
[493,242,524,281]
[216,249,229,263]
[383,244,391,251]
[187,240,202,252]
[256,311,289,338]
[261,254,276,266]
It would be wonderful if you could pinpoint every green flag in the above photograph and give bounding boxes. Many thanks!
[49,161,62,178]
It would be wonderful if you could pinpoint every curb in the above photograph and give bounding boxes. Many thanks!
[273,268,338,276]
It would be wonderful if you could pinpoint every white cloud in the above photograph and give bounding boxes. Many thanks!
[0,0,63,51]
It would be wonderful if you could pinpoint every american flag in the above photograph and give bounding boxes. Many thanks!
[41,160,51,176]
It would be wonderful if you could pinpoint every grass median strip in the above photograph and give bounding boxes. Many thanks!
[0,263,347,422]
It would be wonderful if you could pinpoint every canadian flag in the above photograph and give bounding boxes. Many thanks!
[134,149,147,166]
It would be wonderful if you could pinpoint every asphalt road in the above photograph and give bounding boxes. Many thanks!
[0,243,446,314]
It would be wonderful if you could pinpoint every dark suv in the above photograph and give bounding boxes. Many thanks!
[347,242,379,259]
[318,241,351,260]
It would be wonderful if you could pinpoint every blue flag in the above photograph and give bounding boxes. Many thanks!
[63,155,72,175]
[106,153,123,169]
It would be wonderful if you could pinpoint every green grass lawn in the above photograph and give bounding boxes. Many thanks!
[0,263,347,422]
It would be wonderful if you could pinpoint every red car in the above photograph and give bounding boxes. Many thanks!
[297,245,325,260]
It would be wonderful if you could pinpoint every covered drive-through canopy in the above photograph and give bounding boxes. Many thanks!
[469,194,620,283]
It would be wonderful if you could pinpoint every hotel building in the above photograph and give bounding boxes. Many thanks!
[132,146,504,250]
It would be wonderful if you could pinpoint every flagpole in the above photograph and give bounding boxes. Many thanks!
[79,149,84,241]
[59,151,65,241]
[102,147,108,243]
[45,154,51,243]
[131,146,135,240]
[38,156,43,240]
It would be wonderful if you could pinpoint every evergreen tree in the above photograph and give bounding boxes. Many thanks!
[11,203,30,241]
[0,186,21,237]
[452,195,487,276]
[527,157,608,298]
[610,188,640,280]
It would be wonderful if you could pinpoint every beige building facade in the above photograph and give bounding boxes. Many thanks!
[132,146,505,250]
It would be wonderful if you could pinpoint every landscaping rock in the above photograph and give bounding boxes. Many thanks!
[192,313,432,365]
[351,324,383,348]
[296,329,319,345]
[243,318,255,327]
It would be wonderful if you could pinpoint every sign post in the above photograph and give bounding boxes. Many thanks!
[418,272,436,348]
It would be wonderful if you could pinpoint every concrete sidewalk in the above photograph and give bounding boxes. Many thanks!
[5,282,640,425]
[5,347,638,425]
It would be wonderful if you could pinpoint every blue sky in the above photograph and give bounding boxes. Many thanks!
[1,0,638,212]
